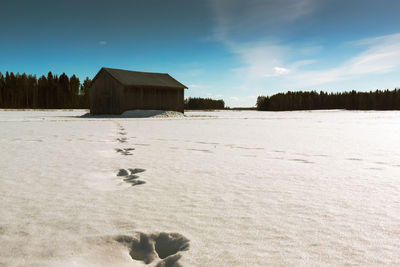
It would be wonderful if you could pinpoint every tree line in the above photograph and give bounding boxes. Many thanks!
[2,71,399,112]
[0,71,91,109]
[184,97,225,110]
[256,89,400,111]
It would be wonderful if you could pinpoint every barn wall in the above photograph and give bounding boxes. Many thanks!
[120,87,142,113]
[121,87,184,113]
[90,70,122,115]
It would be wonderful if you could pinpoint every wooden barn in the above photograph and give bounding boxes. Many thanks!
[90,67,187,115]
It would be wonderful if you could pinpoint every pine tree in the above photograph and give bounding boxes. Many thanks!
[37,75,47,108]
[58,73,70,108]
[0,73,4,107]
[69,75,80,108]
[81,77,92,108]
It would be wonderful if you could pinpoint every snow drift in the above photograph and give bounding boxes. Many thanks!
[81,110,184,118]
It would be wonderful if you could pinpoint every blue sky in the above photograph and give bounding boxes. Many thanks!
[1,0,400,107]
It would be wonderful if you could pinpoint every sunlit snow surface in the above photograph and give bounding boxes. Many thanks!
[1,109,400,266]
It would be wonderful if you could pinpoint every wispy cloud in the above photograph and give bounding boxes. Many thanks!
[99,41,107,45]
[229,40,319,82]
[210,0,400,89]
[209,0,317,41]
[208,0,321,88]
[207,0,400,102]
[228,33,400,90]
[287,33,400,87]
[230,41,290,79]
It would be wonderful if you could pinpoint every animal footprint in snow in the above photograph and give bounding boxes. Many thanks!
[117,137,127,143]
[115,148,135,155]
[115,232,190,266]
[117,169,129,176]
[128,168,146,174]
[117,168,146,186]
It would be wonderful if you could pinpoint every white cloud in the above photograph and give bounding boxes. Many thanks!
[274,67,290,76]
[99,41,107,45]
[288,33,400,87]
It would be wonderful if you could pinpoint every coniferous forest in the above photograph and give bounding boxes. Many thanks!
[184,97,225,110]
[256,89,400,111]
[1,71,400,111]
[0,72,91,109]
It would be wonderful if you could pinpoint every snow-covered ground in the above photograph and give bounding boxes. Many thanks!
[1,109,400,266]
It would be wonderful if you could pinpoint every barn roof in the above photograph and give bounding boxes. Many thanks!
[96,67,187,89]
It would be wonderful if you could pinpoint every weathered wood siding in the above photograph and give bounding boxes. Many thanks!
[90,70,123,115]
[120,87,184,113]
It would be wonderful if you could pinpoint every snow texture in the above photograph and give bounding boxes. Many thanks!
[0,109,400,266]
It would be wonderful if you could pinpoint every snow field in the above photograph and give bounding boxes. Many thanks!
[0,110,400,266]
